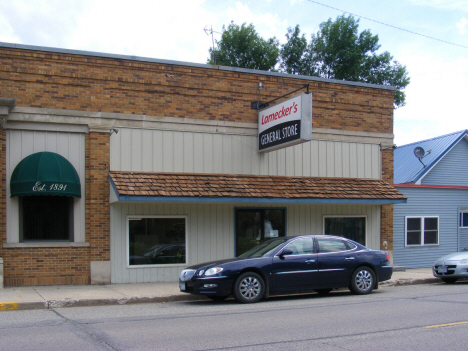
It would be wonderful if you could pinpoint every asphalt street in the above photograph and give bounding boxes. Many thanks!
[0,282,467,351]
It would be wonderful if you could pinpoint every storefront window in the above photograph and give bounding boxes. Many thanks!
[324,216,366,245]
[235,209,285,256]
[128,217,186,266]
[20,196,73,241]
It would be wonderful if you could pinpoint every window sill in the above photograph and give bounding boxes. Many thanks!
[3,242,91,248]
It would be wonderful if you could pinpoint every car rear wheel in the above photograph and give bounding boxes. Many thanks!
[349,267,375,295]
[233,272,264,303]
[441,277,457,284]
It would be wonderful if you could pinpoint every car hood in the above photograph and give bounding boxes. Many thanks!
[435,251,468,262]
[186,257,255,270]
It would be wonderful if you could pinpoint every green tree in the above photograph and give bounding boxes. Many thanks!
[280,15,410,108]
[208,22,279,71]
[279,25,308,74]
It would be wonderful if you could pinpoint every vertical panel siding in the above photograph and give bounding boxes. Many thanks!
[6,130,86,243]
[110,202,380,283]
[110,128,381,179]
[393,187,468,268]
[422,139,468,186]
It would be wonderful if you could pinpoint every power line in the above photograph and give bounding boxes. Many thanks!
[306,0,468,49]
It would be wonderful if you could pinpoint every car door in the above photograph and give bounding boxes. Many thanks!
[269,237,318,291]
[316,237,356,287]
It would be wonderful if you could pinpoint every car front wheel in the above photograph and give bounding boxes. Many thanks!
[233,272,264,303]
[349,267,375,295]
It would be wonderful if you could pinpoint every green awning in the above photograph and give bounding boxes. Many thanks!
[10,152,81,198]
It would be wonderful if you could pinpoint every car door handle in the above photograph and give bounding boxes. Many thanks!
[345,257,355,260]
[305,260,316,263]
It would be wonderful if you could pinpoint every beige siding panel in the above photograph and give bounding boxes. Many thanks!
[285,204,380,249]
[110,202,231,283]
[110,128,381,179]
[111,201,382,283]
[173,131,184,173]
[141,129,153,172]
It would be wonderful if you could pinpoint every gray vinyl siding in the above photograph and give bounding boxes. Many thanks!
[393,187,468,268]
[422,139,468,186]
[111,202,380,283]
[110,128,381,179]
[460,228,468,251]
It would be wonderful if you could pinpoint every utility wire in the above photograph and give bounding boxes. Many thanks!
[306,0,468,49]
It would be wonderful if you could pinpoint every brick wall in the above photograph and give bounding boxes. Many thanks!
[86,132,110,261]
[0,129,5,255]
[2,247,90,286]
[381,148,395,251]
[0,47,394,135]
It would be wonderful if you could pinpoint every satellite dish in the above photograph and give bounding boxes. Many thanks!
[414,147,425,159]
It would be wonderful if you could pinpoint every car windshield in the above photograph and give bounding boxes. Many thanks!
[238,238,289,258]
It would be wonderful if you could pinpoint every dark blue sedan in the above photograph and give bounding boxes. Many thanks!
[179,235,393,303]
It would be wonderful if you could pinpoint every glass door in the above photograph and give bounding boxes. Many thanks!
[235,209,285,256]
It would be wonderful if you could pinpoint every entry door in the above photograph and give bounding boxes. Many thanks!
[270,237,318,291]
[235,209,285,256]
[316,238,355,286]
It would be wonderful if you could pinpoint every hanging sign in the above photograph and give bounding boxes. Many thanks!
[258,92,312,152]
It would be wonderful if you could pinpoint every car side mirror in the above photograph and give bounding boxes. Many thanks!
[279,248,293,257]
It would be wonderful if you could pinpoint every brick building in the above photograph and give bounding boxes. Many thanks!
[0,42,405,287]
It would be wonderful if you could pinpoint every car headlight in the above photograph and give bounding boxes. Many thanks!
[460,259,468,264]
[204,267,223,276]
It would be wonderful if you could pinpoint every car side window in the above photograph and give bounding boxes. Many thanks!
[317,238,348,253]
[284,238,314,255]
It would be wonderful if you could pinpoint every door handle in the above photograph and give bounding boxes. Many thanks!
[305,260,316,263]
[345,257,355,260]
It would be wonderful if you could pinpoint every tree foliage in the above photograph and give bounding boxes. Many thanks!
[208,22,279,71]
[281,16,410,108]
[208,16,410,108]
[279,25,308,74]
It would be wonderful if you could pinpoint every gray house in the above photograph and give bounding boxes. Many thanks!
[393,130,468,268]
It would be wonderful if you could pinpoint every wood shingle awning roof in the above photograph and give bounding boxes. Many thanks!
[109,171,406,204]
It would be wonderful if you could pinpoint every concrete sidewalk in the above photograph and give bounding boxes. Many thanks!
[0,268,439,311]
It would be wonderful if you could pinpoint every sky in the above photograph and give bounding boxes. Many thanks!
[0,0,466,147]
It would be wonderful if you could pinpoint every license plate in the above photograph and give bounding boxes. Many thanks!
[438,266,447,274]
[179,282,186,291]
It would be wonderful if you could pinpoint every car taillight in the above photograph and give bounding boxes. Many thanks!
[385,253,390,261]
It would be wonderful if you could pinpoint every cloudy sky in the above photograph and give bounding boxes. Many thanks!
[0,0,466,146]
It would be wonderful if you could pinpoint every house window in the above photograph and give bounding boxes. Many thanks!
[460,212,468,228]
[20,196,74,241]
[405,216,439,246]
[128,217,186,266]
[235,209,286,256]
[324,216,366,246]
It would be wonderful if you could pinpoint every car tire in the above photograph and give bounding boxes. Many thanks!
[441,277,457,284]
[207,295,229,301]
[233,272,264,303]
[314,289,332,296]
[349,266,375,295]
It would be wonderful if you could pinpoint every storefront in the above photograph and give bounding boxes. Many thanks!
[0,42,405,286]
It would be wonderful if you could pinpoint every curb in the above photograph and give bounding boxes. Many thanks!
[1,278,441,311]
[1,294,203,311]
[381,277,440,287]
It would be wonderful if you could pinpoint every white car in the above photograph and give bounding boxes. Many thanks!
[433,249,468,283]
